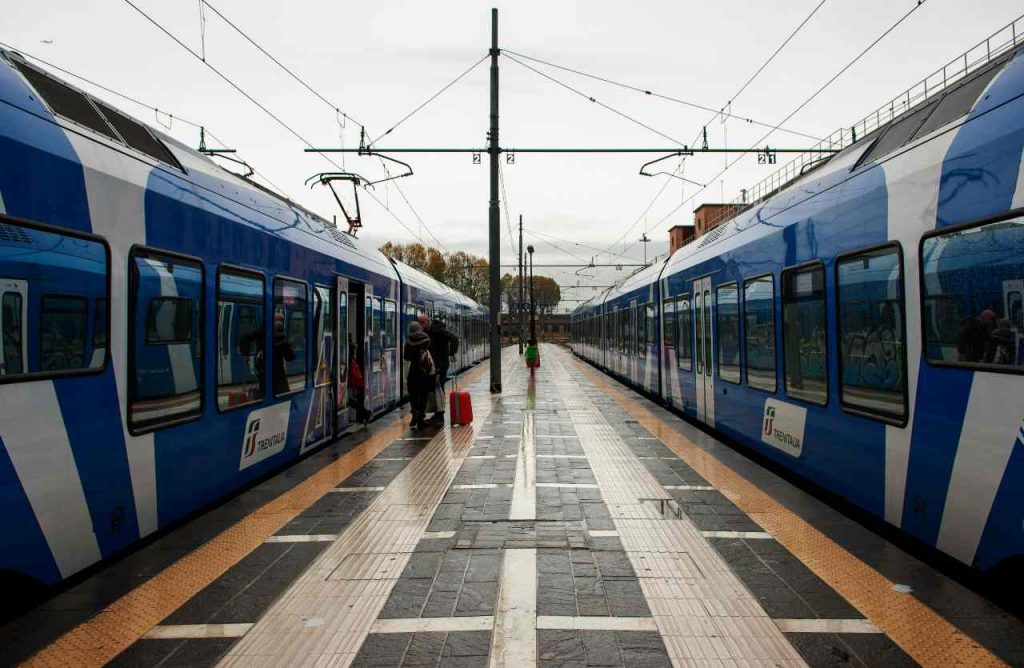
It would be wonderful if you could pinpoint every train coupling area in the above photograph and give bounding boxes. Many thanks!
[2,344,1021,667]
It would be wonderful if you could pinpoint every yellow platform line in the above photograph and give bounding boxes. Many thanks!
[25,364,488,668]
[566,350,1006,668]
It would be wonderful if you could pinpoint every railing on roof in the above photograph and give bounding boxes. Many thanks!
[701,14,1024,232]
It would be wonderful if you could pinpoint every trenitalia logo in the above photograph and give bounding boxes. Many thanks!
[763,407,776,436]
[245,419,262,457]
[239,402,291,471]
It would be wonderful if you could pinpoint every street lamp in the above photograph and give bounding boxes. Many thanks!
[527,245,536,345]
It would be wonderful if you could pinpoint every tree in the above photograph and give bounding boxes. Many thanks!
[379,242,490,304]
[533,276,561,315]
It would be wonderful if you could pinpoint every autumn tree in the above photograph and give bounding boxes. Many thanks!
[379,242,491,303]
[532,276,561,314]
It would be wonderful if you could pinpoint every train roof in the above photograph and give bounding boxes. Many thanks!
[389,258,485,313]
[0,47,483,313]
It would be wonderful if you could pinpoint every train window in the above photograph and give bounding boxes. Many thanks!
[371,297,383,363]
[857,99,938,168]
[646,303,656,348]
[93,298,107,357]
[2,292,25,375]
[384,300,398,349]
[911,59,1008,141]
[12,60,120,141]
[743,276,776,392]
[217,268,265,411]
[676,295,692,371]
[837,245,907,421]
[40,296,89,372]
[782,263,828,405]
[921,215,1024,372]
[663,299,676,356]
[273,277,308,397]
[94,101,181,169]
[716,283,741,384]
[695,293,704,374]
[129,249,203,432]
[312,286,333,388]
[636,305,646,357]
[0,218,108,381]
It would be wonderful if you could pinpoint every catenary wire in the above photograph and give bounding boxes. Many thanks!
[503,49,821,142]
[121,0,432,244]
[604,0,831,256]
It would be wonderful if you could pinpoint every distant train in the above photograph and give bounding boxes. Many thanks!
[572,37,1024,577]
[0,48,487,591]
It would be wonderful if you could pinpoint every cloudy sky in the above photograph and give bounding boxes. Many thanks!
[5,0,1022,309]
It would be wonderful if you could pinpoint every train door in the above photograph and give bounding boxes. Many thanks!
[334,277,349,434]
[302,284,335,451]
[629,299,638,383]
[693,276,715,425]
[1004,279,1024,364]
[0,278,27,376]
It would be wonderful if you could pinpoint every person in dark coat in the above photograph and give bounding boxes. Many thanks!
[426,318,459,424]
[403,321,434,429]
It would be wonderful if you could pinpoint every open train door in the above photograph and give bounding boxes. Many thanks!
[335,276,350,434]
[693,276,715,426]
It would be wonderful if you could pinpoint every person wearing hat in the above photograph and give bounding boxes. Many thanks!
[404,321,435,429]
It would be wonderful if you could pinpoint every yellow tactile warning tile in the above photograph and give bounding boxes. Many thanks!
[558,345,1008,668]
[24,362,495,668]
[217,366,503,667]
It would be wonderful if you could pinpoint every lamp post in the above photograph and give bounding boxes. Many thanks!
[527,244,536,345]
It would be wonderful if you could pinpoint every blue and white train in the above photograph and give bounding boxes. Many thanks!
[0,48,487,594]
[572,38,1024,578]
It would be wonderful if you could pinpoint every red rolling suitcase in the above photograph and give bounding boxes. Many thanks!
[449,374,473,426]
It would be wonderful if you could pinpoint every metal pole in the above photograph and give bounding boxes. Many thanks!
[518,213,524,354]
[488,7,502,393]
[528,245,536,344]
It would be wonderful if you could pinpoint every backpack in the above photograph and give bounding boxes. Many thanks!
[420,348,436,376]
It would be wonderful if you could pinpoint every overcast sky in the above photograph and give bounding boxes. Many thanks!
[6,0,1022,309]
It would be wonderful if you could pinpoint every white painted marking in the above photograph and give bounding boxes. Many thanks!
[490,549,537,667]
[265,534,338,543]
[536,616,658,631]
[702,531,774,540]
[398,437,433,441]
[774,618,882,634]
[474,436,495,440]
[467,455,497,459]
[65,133,159,536]
[937,373,1023,564]
[663,485,716,491]
[421,531,456,539]
[144,623,253,639]
[370,616,494,634]
[534,435,578,439]
[329,486,385,493]
[535,483,599,489]
[374,457,413,461]
[587,530,620,537]
[453,483,510,489]
[536,454,586,459]
[0,382,102,577]
[510,413,536,520]
[880,127,960,528]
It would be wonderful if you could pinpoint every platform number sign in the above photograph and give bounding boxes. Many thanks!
[757,150,777,165]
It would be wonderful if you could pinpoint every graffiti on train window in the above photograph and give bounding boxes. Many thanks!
[782,263,828,405]
[837,246,907,421]
[922,216,1024,372]
[129,249,203,432]
[744,275,776,392]
[0,218,108,381]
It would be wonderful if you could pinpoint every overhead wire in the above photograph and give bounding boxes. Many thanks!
[121,0,432,244]
[502,49,821,142]
[498,162,519,262]
[637,0,933,240]
[503,52,690,148]
[184,0,449,248]
[608,0,832,257]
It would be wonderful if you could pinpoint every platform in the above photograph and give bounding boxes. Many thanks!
[3,344,1021,667]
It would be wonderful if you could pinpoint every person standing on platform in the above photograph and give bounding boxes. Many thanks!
[404,321,434,429]
[427,316,460,425]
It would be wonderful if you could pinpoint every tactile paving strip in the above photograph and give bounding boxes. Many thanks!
[547,353,807,666]
[560,345,1008,668]
[217,368,503,667]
